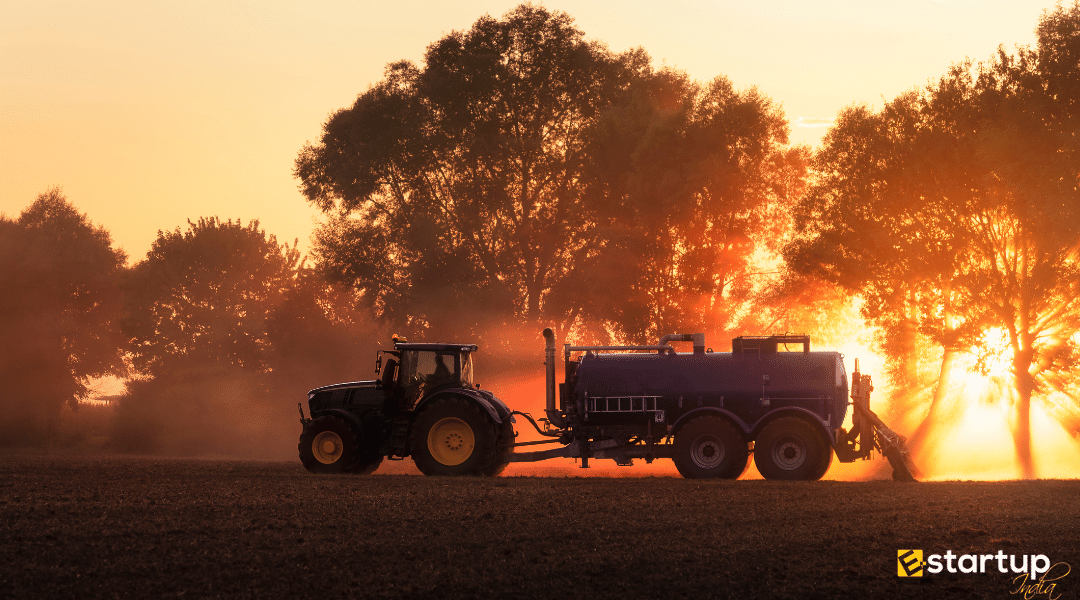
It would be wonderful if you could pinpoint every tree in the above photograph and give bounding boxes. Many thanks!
[297,4,805,355]
[956,38,1080,477]
[122,217,300,375]
[0,189,126,446]
[784,88,979,454]
[786,4,1080,477]
[117,217,300,455]
[115,217,384,457]
[297,5,641,346]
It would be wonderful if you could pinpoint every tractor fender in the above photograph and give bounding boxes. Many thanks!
[670,408,752,439]
[418,388,512,424]
[310,408,364,433]
[749,407,837,445]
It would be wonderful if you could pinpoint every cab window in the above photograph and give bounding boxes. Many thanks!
[399,350,472,403]
[407,351,458,385]
[460,353,474,387]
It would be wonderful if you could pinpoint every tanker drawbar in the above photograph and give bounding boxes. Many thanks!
[297,329,919,481]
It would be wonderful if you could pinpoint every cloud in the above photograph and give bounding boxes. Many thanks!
[792,117,835,129]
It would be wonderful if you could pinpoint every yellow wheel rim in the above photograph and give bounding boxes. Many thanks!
[313,431,344,464]
[427,417,475,466]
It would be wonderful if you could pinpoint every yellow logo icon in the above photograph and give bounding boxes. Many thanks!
[898,550,924,577]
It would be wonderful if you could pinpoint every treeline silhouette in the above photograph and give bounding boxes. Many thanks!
[2,4,1078,472]
[1,194,383,457]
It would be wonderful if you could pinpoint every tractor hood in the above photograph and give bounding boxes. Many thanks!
[307,380,378,396]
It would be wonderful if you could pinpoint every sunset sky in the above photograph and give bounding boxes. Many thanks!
[1,0,1061,262]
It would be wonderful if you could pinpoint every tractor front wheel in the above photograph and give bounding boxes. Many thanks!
[299,415,359,474]
[411,397,498,476]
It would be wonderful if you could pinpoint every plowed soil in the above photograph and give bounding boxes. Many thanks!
[1,454,1077,599]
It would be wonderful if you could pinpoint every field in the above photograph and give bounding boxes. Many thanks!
[1,454,1077,599]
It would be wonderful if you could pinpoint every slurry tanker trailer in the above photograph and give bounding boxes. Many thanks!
[297,329,919,481]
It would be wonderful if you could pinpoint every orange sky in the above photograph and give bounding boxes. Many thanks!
[0,0,1056,262]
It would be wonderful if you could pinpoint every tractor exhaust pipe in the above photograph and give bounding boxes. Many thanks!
[543,328,563,427]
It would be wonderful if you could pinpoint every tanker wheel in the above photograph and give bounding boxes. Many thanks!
[754,417,830,481]
[482,419,515,477]
[410,396,498,476]
[809,440,834,481]
[672,416,749,479]
[299,415,360,474]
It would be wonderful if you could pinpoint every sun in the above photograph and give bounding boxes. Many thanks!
[913,334,1080,480]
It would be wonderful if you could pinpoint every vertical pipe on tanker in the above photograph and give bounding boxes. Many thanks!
[657,333,706,354]
[543,328,560,426]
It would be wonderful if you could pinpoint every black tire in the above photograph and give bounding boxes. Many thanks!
[299,415,359,474]
[482,419,515,477]
[346,415,386,475]
[410,396,498,476]
[809,439,834,481]
[754,417,830,481]
[672,416,749,479]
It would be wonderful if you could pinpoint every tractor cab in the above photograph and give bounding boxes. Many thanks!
[377,342,478,409]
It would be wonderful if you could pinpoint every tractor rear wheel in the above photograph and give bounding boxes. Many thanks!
[754,417,830,481]
[672,416,749,479]
[299,415,360,474]
[482,419,515,477]
[410,396,498,476]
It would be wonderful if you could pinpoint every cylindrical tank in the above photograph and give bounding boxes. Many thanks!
[571,350,849,429]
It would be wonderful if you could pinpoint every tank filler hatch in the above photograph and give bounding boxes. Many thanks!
[731,334,810,354]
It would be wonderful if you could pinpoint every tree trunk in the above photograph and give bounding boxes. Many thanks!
[1012,345,1036,479]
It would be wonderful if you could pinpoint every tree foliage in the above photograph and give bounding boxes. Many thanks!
[580,70,807,342]
[0,189,126,445]
[123,217,301,376]
[297,4,804,351]
[297,5,636,341]
[786,4,1080,477]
